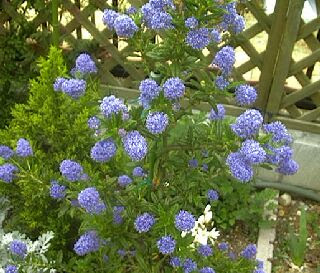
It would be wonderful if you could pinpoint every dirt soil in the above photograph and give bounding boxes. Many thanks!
[272,197,320,273]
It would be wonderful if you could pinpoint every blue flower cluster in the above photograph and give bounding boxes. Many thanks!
[100,95,128,119]
[183,258,197,273]
[210,28,222,43]
[231,109,263,138]
[186,28,210,50]
[199,267,215,273]
[239,140,266,165]
[212,46,235,76]
[235,84,257,106]
[240,244,257,259]
[50,180,66,199]
[207,189,219,201]
[218,242,229,251]
[87,116,101,130]
[90,139,117,162]
[59,160,84,181]
[0,145,14,159]
[74,230,100,256]
[113,206,125,224]
[61,79,87,99]
[189,158,198,168]
[263,121,292,144]
[4,265,18,273]
[10,240,27,258]
[170,256,181,267]
[78,187,106,214]
[53,77,66,92]
[157,235,176,254]
[132,166,145,177]
[75,53,97,75]
[174,210,195,232]
[118,175,132,187]
[220,2,245,34]
[185,17,198,29]
[122,130,148,161]
[0,163,18,183]
[226,152,254,183]
[163,77,186,100]
[103,9,138,37]
[215,76,229,90]
[134,212,155,233]
[16,138,33,157]
[141,0,174,30]
[209,104,225,120]
[138,79,161,108]
[146,111,169,134]
[197,244,213,257]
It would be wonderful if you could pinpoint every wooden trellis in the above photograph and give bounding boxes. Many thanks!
[230,0,320,133]
[1,0,320,133]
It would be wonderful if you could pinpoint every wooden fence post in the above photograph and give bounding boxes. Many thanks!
[255,0,289,117]
[265,0,305,117]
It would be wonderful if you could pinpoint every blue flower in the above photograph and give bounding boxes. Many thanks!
[122,130,148,161]
[202,163,208,172]
[53,77,66,91]
[0,163,18,183]
[183,258,197,273]
[59,160,83,181]
[186,28,210,50]
[199,267,215,273]
[10,240,27,258]
[114,14,138,38]
[263,121,292,144]
[239,140,266,164]
[210,28,222,43]
[220,2,237,31]
[74,231,100,256]
[102,9,119,30]
[138,79,161,108]
[117,249,126,257]
[133,166,145,177]
[149,0,174,9]
[175,210,195,232]
[215,76,229,90]
[265,145,292,165]
[126,6,137,15]
[163,77,185,100]
[241,244,257,259]
[207,189,219,201]
[87,116,101,129]
[16,138,33,157]
[235,84,257,106]
[209,104,225,120]
[226,152,253,182]
[230,109,263,138]
[75,53,97,75]
[189,158,198,168]
[118,175,132,187]
[146,112,169,134]
[150,11,173,30]
[212,46,235,76]
[100,95,128,118]
[50,180,66,199]
[134,213,155,233]
[61,79,86,99]
[218,242,229,251]
[197,244,213,257]
[233,15,245,34]
[0,145,14,160]
[78,187,106,214]
[276,159,299,175]
[157,235,176,254]
[90,139,117,162]
[170,256,181,267]
[4,265,18,273]
[185,17,198,29]
[113,206,125,224]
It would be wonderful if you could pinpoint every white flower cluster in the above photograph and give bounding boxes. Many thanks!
[182,204,220,246]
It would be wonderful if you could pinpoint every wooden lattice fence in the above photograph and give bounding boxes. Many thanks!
[1,0,320,133]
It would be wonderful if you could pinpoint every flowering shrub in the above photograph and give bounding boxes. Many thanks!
[0,0,299,272]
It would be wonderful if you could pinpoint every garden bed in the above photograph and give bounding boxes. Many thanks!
[272,195,320,272]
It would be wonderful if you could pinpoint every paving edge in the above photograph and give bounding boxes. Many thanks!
[256,191,279,273]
